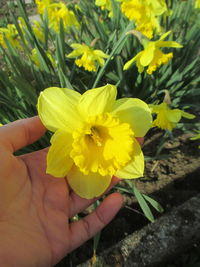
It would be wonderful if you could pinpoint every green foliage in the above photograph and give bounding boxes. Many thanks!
[0,0,199,127]
[116,180,163,222]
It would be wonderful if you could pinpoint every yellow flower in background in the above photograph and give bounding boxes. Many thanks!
[35,0,79,32]
[0,123,2,126]
[37,84,152,199]
[195,0,200,8]
[18,16,26,29]
[120,0,167,38]
[136,19,161,40]
[48,2,79,32]
[32,21,45,42]
[35,0,53,14]
[95,0,113,17]
[149,102,195,131]
[19,16,44,43]
[67,43,109,72]
[0,33,4,47]
[146,0,167,16]
[31,48,56,70]
[0,24,21,49]
[124,31,182,74]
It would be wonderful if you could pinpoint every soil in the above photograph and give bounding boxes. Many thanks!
[55,128,200,267]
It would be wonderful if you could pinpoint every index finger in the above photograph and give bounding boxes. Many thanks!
[0,116,46,152]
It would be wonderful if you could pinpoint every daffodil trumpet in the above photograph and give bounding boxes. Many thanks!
[38,84,152,199]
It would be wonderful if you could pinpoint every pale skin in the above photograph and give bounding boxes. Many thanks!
[0,116,124,267]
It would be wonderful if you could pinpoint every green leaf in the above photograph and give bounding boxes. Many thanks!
[57,68,74,89]
[114,185,133,194]
[125,180,155,222]
[143,195,164,213]
[11,76,37,105]
[92,21,134,88]
[55,20,67,73]
[133,185,155,222]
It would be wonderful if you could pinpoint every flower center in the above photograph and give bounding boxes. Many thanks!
[70,113,134,176]
[86,126,103,147]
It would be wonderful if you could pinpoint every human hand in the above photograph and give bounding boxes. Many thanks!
[0,117,123,267]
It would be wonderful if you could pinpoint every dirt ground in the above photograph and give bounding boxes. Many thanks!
[55,127,200,267]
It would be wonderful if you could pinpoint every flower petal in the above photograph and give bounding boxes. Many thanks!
[157,41,183,48]
[166,109,182,123]
[67,50,82,58]
[123,53,140,70]
[181,110,195,119]
[116,138,144,179]
[140,42,155,66]
[38,87,82,132]
[94,49,109,58]
[159,30,171,41]
[112,98,152,137]
[148,103,162,113]
[67,166,112,199]
[78,84,117,119]
[47,130,74,177]
[70,43,84,50]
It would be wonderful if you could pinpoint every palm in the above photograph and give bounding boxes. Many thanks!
[1,149,69,266]
[0,117,123,266]
[22,149,71,265]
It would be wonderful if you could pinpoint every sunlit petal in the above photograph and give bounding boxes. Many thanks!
[112,98,152,137]
[116,138,144,179]
[181,111,196,119]
[78,84,117,119]
[124,53,140,70]
[67,166,112,199]
[47,130,74,177]
[166,109,182,123]
[157,41,183,48]
[140,42,155,66]
[37,87,82,132]
[159,30,171,41]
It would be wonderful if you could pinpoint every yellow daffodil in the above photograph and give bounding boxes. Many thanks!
[19,17,44,43]
[136,19,161,40]
[31,48,56,70]
[35,0,53,14]
[48,2,79,32]
[32,21,45,42]
[0,24,21,49]
[195,0,200,8]
[149,102,195,131]
[95,0,113,17]
[146,0,167,16]
[120,0,167,38]
[37,84,152,199]
[67,43,109,72]
[124,31,182,74]
[18,16,26,29]
[36,0,79,32]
